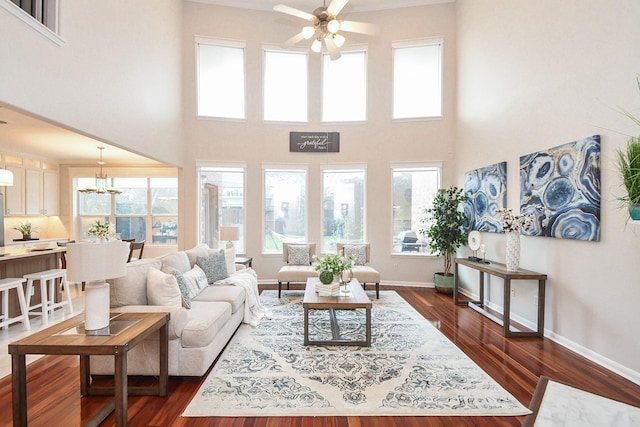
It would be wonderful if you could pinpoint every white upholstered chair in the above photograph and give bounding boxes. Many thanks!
[337,242,381,299]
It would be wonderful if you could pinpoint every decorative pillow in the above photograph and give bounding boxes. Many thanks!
[182,265,209,299]
[146,267,182,307]
[196,250,229,284]
[109,258,161,307]
[185,244,211,268]
[161,264,192,309]
[288,244,310,265]
[343,244,367,266]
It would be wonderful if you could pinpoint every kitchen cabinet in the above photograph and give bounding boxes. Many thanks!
[25,167,59,216]
[4,164,25,216]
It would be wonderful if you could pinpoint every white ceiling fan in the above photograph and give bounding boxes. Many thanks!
[274,0,377,60]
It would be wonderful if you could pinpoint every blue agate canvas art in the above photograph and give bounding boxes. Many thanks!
[520,135,601,241]
[463,162,507,232]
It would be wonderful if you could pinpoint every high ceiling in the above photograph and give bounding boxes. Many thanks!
[2,0,453,167]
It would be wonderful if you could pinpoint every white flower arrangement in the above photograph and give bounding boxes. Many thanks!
[87,220,116,240]
[497,207,542,233]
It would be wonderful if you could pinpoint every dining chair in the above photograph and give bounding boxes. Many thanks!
[127,240,145,262]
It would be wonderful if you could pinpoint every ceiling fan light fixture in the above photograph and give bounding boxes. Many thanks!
[333,33,345,48]
[327,19,340,34]
[302,26,316,39]
[311,38,322,53]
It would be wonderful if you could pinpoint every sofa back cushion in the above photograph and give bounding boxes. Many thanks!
[109,258,162,307]
[185,244,210,268]
[157,251,190,273]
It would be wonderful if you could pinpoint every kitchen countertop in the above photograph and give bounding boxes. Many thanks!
[0,245,66,260]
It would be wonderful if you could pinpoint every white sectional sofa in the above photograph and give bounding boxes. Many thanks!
[90,244,247,377]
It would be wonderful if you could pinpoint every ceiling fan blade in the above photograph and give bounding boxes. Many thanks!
[273,4,315,21]
[339,20,378,35]
[324,35,342,60]
[327,0,349,16]
[282,32,306,48]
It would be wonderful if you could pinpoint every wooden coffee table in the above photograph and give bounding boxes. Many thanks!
[9,311,169,427]
[303,277,372,347]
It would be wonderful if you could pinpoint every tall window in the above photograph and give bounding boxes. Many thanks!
[196,37,245,119]
[198,165,245,252]
[3,0,58,34]
[393,39,442,119]
[263,49,308,122]
[321,167,366,253]
[77,176,178,244]
[391,164,441,254]
[263,167,307,252]
[322,50,367,122]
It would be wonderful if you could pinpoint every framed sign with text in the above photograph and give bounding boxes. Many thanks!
[289,132,340,153]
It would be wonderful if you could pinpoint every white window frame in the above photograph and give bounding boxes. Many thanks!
[390,161,442,256]
[392,38,443,120]
[321,47,368,123]
[262,163,309,254]
[0,0,62,45]
[320,163,367,254]
[195,36,246,120]
[263,46,309,123]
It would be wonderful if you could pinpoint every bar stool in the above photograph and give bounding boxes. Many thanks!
[24,269,74,325]
[0,278,31,330]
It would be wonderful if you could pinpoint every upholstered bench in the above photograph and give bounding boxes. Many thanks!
[277,242,317,298]
[337,243,381,299]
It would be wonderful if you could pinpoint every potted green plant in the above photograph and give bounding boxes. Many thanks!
[314,253,354,284]
[12,221,39,240]
[419,186,469,293]
[616,76,640,220]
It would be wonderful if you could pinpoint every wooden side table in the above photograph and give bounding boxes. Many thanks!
[235,256,252,268]
[9,311,169,427]
[454,258,547,337]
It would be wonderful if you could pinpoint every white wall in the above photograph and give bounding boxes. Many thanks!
[181,3,458,283]
[456,0,640,381]
[0,0,184,167]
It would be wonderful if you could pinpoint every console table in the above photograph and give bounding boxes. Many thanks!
[453,258,547,337]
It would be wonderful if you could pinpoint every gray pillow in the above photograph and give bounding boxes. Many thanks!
[343,244,367,266]
[196,250,229,284]
[161,264,192,309]
[288,244,310,265]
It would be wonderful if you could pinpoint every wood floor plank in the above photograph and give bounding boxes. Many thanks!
[0,284,639,426]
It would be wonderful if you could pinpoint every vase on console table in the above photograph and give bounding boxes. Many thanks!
[505,231,520,272]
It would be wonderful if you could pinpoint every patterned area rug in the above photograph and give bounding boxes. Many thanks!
[183,290,531,417]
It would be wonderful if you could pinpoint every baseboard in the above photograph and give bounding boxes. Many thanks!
[457,286,640,386]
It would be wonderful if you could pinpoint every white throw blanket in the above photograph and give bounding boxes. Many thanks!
[215,268,272,326]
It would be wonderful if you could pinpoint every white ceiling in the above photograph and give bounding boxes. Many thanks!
[186,0,453,13]
[2,0,453,167]
[0,105,163,166]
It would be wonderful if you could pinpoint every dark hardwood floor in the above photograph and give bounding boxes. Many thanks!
[1,284,639,426]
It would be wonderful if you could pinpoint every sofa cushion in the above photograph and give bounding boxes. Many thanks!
[197,250,229,284]
[147,267,181,307]
[157,251,190,273]
[343,244,367,266]
[185,244,210,268]
[181,302,232,348]
[192,284,245,314]
[287,244,310,265]
[110,258,162,307]
[182,265,208,299]
[111,304,188,340]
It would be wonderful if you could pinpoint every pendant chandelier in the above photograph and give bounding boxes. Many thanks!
[77,147,122,195]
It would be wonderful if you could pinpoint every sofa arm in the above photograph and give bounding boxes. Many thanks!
[110,305,188,340]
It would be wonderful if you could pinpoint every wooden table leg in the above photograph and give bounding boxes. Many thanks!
[114,350,128,426]
[159,322,168,397]
[537,279,546,336]
[11,353,27,427]
[80,355,90,396]
[366,307,371,347]
[304,306,309,345]
[503,278,512,337]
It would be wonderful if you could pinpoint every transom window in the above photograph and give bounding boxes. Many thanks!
[393,38,443,119]
[196,37,246,119]
[263,49,308,122]
[322,50,367,122]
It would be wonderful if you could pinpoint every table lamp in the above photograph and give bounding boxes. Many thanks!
[66,241,129,335]
[0,168,14,248]
[219,226,239,249]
